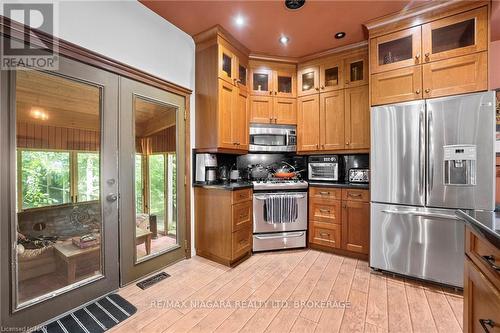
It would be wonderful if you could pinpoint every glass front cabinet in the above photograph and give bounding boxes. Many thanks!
[319,60,344,92]
[297,66,320,96]
[344,54,368,87]
[421,6,487,62]
[370,26,422,73]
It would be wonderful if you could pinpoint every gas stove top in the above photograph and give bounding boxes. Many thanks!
[252,178,308,191]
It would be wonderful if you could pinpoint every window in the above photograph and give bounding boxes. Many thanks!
[77,152,100,202]
[149,154,166,227]
[20,151,71,209]
[135,154,144,214]
[18,150,100,210]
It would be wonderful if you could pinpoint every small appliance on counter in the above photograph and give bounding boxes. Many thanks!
[195,153,217,184]
[308,155,339,181]
[348,168,369,183]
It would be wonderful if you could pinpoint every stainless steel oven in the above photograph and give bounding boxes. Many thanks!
[252,181,308,251]
[249,124,296,152]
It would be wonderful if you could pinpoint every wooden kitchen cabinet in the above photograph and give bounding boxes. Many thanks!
[195,187,252,266]
[422,7,488,63]
[249,95,273,123]
[250,68,273,96]
[298,66,320,96]
[345,85,370,149]
[344,53,368,88]
[370,26,422,74]
[274,69,296,98]
[422,51,487,99]
[297,94,320,151]
[320,90,345,151]
[250,96,296,125]
[194,26,250,153]
[366,3,489,105]
[309,187,370,258]
[319,59,344,92]
[273,97,297,124]
[371,66,423,106]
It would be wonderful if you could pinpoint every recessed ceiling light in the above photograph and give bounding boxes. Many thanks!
[234,15,245,27]
[279,36,290,45]
[335,32,346,39]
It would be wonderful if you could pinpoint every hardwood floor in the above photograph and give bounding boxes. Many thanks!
[110,250,463,333]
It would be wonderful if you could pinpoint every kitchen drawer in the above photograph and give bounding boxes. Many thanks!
[464,257,500,333]
[309,222,341,248]
[309,200,342,224]
[232,226,252,260]
[309,187,342,200]
[232,188,252,204]
[232,201,252,232]
[342,189,370,202]
[466,227,500,291]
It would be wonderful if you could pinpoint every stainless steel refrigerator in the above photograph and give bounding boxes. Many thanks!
[370,91,496,288]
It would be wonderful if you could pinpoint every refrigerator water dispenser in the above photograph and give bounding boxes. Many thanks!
[443,145,477,186]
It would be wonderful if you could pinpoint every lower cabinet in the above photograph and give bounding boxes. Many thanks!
[195,187,253,266]
[308,187,370,257]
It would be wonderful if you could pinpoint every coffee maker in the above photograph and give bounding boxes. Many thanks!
[195,154,218,183]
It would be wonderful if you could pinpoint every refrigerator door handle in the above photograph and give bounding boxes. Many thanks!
[381,210,460,220]
[427,109,434,193]
[419,107,425,201]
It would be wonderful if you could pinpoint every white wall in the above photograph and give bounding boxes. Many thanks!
[4,0,197,254]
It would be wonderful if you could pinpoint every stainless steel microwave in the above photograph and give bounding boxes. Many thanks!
[249,124,296,152]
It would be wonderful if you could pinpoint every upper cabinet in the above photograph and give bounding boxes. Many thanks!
[344,54,368,87]
[194,26,250,153]
[366,2,490,106]
[319,59,344,92]
[370,26,422,73]
[298,66,320,96]
[249,61,297,125]
[421,7,487,63]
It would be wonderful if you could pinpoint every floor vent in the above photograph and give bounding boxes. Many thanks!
[136,272,170,290]
[33,294,136,333]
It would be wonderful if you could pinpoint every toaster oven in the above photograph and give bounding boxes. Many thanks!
[308,155,339,181]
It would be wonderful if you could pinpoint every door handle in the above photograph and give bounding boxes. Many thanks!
[106,193,118,202]
[255,232,304,240]
[479,319,496,333]
[381,210,459,220]
[481,255,500,271]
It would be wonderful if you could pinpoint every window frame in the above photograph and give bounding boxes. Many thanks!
[17,148,100,212]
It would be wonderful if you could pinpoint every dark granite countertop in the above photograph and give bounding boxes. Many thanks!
[456,210,500,249]
[308,181,370,190]
[193,181,253,191]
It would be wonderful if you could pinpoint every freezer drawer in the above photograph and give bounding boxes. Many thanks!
[253,231,306,252]
[370,202,464,287]
[371,100,426,206]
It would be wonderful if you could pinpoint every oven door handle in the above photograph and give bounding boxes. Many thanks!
[255,232,305,240]
[254,195,306,200]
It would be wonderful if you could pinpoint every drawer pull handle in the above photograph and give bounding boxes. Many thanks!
[482,255,500,271]
[239,239,248,245]
[319,232,330,237]
[239,214,247,219]
[319,191,330,195]
[479,319,496,332]
[349,193,362,197]
[319,209,331,213]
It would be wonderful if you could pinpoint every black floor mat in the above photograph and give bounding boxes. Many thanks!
[34,294,136,333]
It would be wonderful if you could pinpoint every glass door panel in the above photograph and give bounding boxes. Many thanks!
[250,68,273,96]
[275,70,295,98]
[218,45,235,84]
[370,26,421,73]
[119,77,186,285]
[1,55,119,328]
[344,54,369,87]
[422,7,487,62]
[298,66,319,96]
[320,61,343,92]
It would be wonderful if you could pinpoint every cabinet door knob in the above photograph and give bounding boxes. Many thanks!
[269,117,273,123]
[316,144,319,149]
[425,88,431,93]
[425,53,430,61]
[274,91,277,95]
[345,80,349,85]
[415,53,420,60]
[315,87,320,91]
[346,141,350,145]
[415,89,421,94]
[321,86,325,89]
[269,91,273,95]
